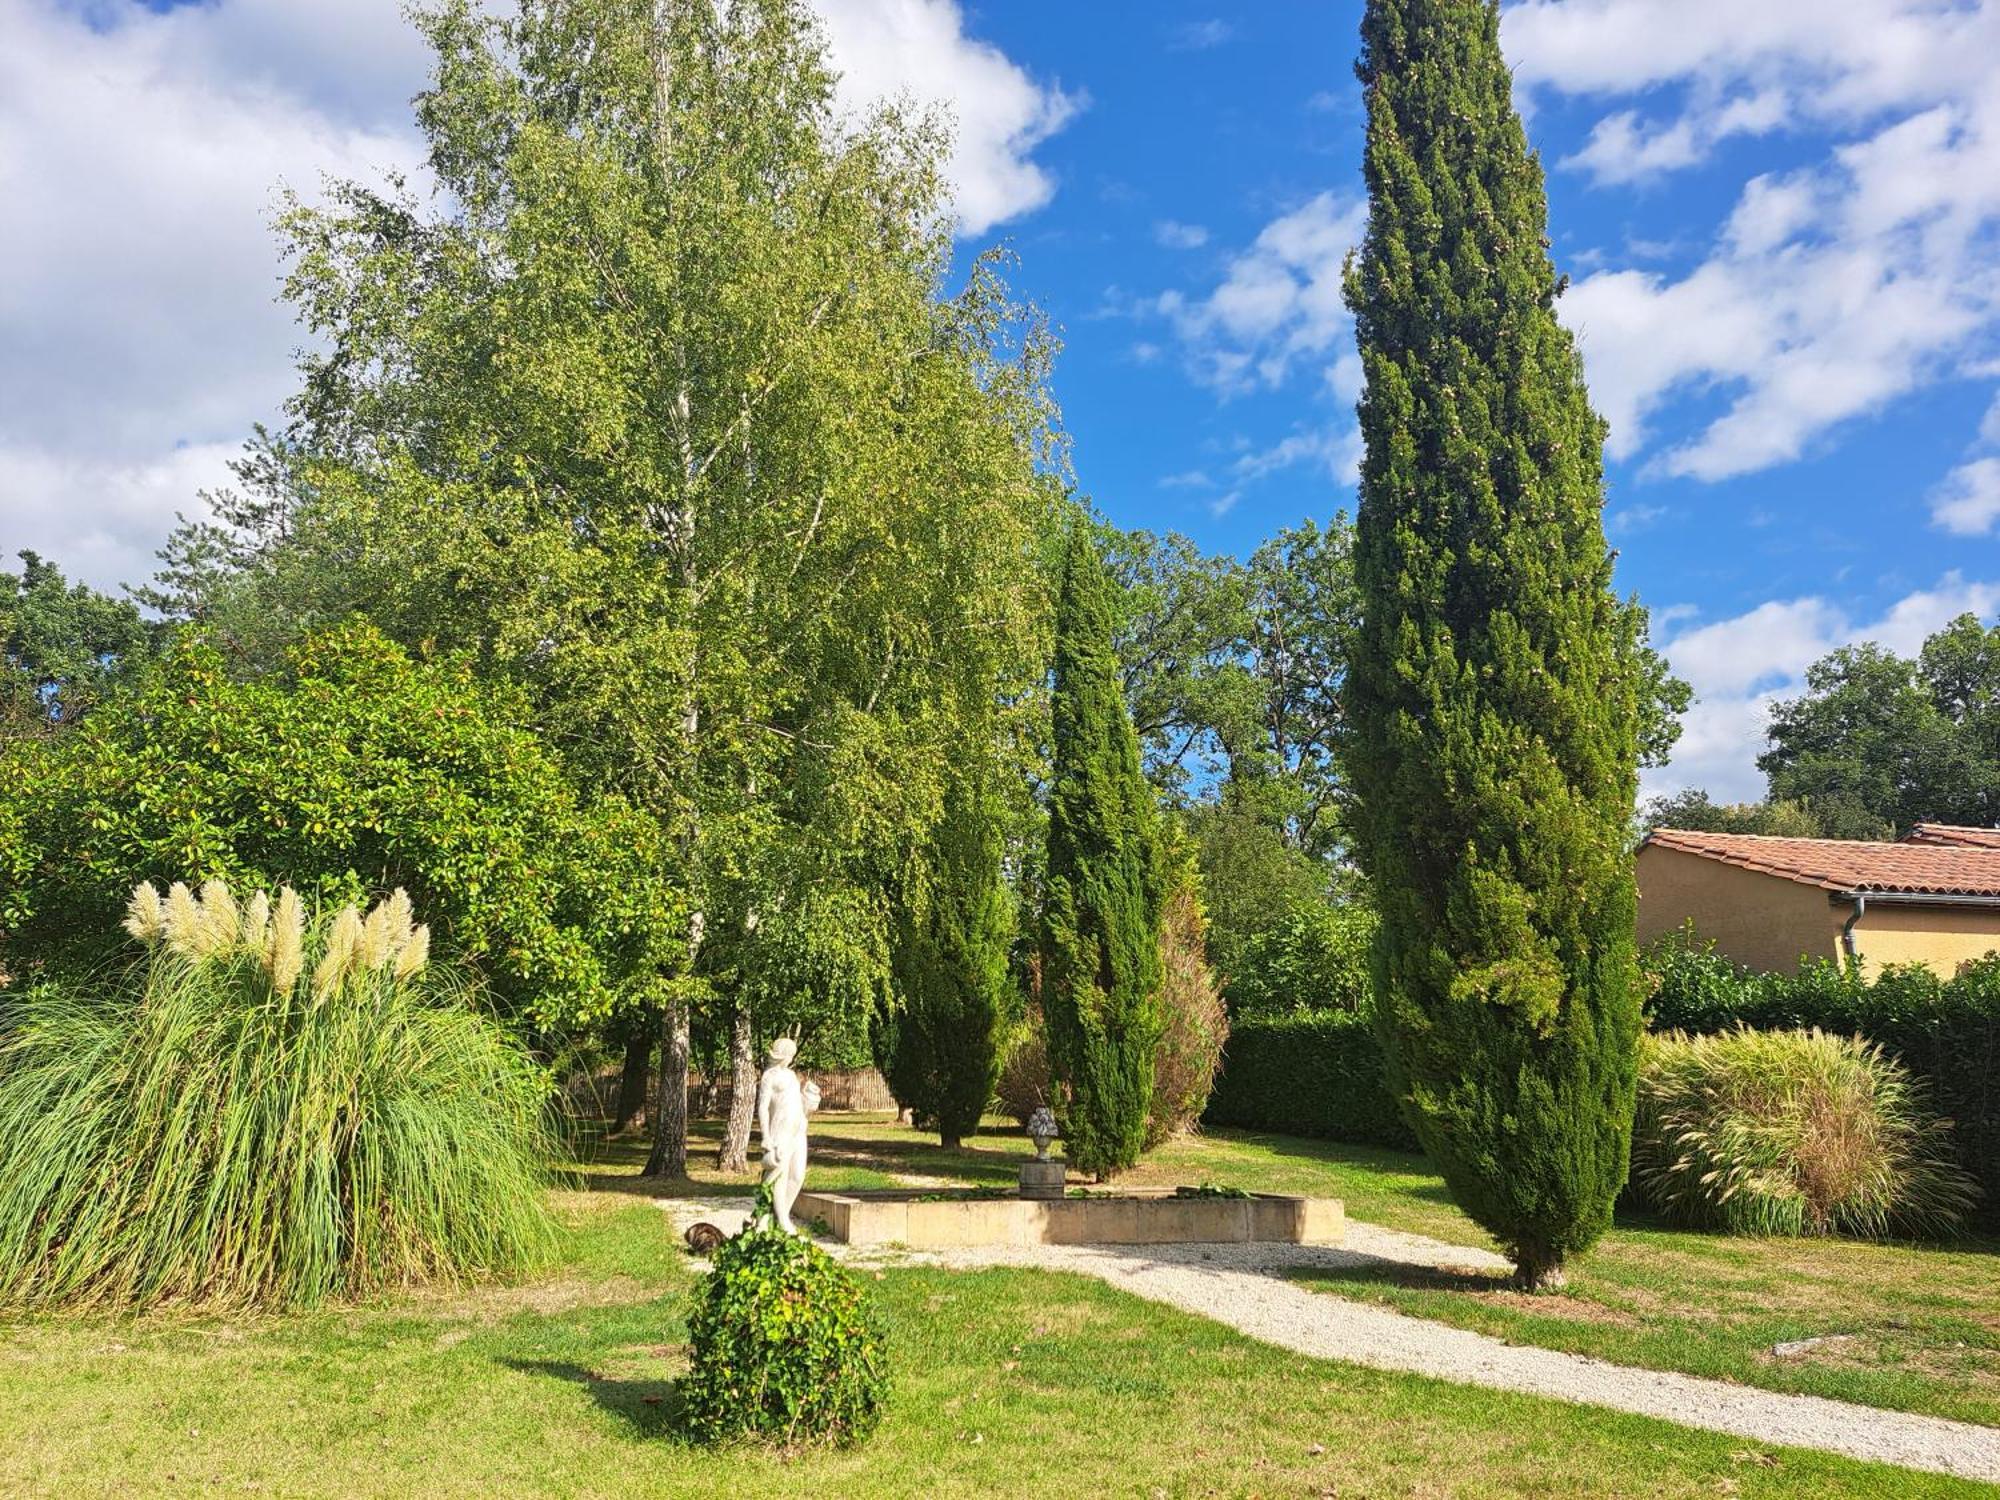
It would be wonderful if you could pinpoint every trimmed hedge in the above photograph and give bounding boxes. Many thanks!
[1203,1010,1416,1149]
[1646,936,2000,1213]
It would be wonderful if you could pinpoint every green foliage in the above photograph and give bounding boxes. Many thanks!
[0,550,152,739]
[0,622,670,1024]
[1225,898,1376,1019]
[1203,1009,1417,1149]
[681,1191,889,1448]
[1632,1027,1978,1238]
[1041,527,1166,1177]
[0,881,556,1312]
[994,1013,1053,1127]
[1171,1182,1252,1200]
[885,782,1015,1147]
[1342,0,1647,1285]
[1761,615,2000,833]
[172,0,1064,1168]
[1145,832,1227,1148]
[1642,929,2000,1213]
[1182,800,1330,981]
[1639,789,1834,839]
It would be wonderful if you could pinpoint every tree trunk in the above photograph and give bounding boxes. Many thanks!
[642,998,691,1178]
[1513,1245,1568,1293]
[610,1022,652,1135]
[718,1004,756,1173]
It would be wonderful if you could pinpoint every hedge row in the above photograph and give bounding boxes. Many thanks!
[1209,942,2000,1222]
[1202,1009,1416,1149]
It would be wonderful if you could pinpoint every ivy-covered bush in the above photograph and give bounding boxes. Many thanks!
[1203,1009,1415,1149]
[1632,1027,1977,1237]
[681,1192,889,1448]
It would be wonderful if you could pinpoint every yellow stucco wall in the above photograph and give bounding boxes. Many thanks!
[1848,903,2000,978]
[1635,844,1845,973]
[1636,843,2000,977]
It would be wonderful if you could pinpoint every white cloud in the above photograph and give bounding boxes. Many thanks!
[1154,220,1210,250]
[1153,192,1366,395]
[1509,0,2000,482]
[1648,573,2000,800]
[815,0,1080,235]
[1167,20,1233,52]
[0,0,1070,593]
[1562,93,1786,187]
[1932,457,2000,536]
[1608,502,1669,534]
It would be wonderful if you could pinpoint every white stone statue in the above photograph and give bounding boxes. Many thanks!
[755,1038,820,1233]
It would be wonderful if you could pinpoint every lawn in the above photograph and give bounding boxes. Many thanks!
[0,1188,1986,1499]
[588,1113,2000,1428]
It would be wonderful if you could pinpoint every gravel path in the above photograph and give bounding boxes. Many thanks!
[658,1197,2000,1484]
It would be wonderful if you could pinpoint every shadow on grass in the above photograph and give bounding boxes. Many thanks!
[1290,1260,1514,1295]
[500,1358,686,1438]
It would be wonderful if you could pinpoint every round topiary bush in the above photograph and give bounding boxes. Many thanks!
[1632,1026,1978,1238]
[681,1192,889,1448]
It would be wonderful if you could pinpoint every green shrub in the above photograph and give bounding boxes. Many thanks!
[681,1189,889,1447]
[995,1013,1052,1128]
[0,623,672,1026]
[1643,929,2000,1213]
[1632,1027,1978,1238]
[1224,898,1376,1019]
[0,880,556,1312]
[1203,1009,1416,1149]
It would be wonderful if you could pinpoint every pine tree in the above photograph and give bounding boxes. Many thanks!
[1342,0,1645,1289]
[1041,526,1165,1178]
[886,782,1013,1150]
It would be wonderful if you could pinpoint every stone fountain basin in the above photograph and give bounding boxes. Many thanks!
[794,1186,1344,1248]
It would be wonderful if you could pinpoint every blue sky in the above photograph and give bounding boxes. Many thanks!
[4,0,1999,802]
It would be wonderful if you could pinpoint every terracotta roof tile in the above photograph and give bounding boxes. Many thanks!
[1643,828,2000,898]
[1902,822,2000,849]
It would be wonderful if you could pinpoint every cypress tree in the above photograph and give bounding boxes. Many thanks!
[1041,526,1165,1178]
[886,783,1013,1150]
[1342,0,1645,1289]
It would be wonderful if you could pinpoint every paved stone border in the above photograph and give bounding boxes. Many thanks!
[658,1196,2000,1483]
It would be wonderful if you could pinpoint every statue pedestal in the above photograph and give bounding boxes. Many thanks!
[1019,1158,1067,1201]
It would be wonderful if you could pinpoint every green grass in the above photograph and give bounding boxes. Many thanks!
[592,1114,2000,1428]
[0,1191,1985,1498]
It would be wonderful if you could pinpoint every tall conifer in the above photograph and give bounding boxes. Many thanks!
[886,782,1013,1149]
[1042,526,1164,1178]
[1343,0,1645,1288]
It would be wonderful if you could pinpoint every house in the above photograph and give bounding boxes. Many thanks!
[1635,825,2000,978]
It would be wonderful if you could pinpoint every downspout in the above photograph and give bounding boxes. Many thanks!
[1839,892,1867,969]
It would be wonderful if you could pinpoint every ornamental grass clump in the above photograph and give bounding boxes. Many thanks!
[1631,1027,1978,1239]
[0,880,556,1312]
[681,1186,889,1448]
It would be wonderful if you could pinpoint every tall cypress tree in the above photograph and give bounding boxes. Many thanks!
[887,781,1013,1150]
[1042,526,1164,1178]
[1343,0,1645,1289]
